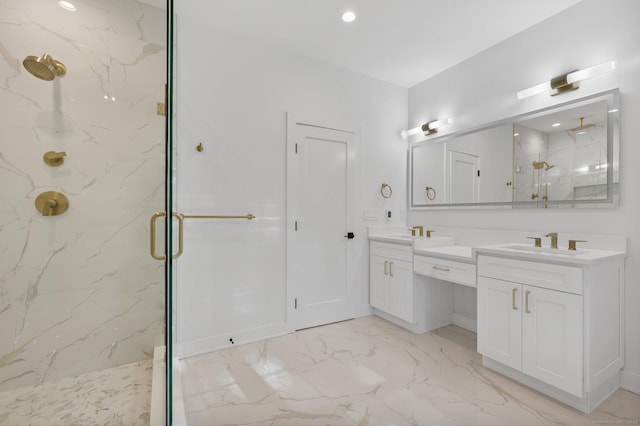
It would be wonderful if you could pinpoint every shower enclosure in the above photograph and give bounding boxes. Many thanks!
[0,0,168,423]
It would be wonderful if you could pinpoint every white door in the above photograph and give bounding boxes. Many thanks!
[287,115,356,330]
[449,151,479,203]
[522,285,583,397]
[477,277,522,370]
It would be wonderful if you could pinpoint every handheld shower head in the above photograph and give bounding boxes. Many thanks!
[23,54,66,81]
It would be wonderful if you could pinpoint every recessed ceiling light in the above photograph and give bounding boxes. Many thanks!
[552,122,561,127]
[342,10,356,23]
[58,1,76,11]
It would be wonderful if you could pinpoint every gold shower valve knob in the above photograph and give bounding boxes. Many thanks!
[35,191,69,216]
[43,151,67,166]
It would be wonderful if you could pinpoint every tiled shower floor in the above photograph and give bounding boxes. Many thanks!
[179,316,640,425]
[0,359,152,425]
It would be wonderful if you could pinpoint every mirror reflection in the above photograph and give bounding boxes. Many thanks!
[410,90,619,208]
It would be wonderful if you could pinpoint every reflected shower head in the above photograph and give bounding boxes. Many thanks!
[569,117,595,134]
[23,54,66,81]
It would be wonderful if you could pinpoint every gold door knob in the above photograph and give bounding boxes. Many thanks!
[35,191,69,216]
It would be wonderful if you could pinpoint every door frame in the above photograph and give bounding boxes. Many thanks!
[285,113,359,331]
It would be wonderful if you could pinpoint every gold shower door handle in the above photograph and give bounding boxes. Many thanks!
[150,212,184,260]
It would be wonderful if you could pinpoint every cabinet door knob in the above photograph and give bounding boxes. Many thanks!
[512,288,518,310]
[384,260,388,276]
[525,290,531,314]
[389,261,394,277]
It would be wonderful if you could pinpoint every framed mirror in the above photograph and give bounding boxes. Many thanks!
[409,89,619,209]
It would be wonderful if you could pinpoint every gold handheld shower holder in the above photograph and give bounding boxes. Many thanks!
[23,54,66,81]
[43,151,67,167]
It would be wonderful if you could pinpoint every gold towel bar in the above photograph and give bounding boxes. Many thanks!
[182,214,255,220]
[149,212,255,260]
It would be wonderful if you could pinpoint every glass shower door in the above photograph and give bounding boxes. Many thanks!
[0,0,168,423]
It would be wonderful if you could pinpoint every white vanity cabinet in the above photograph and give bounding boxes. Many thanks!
[477,253,624,413]
[478,274,583,396]
[370,241,414,323]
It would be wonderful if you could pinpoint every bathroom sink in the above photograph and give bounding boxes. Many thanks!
[387,234,416,240]
[369,232,455,248]
[474,243,625,265]
[500,244,590,257]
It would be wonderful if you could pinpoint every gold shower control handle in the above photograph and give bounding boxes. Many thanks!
[43,151,67,166]
[35,191,69,216]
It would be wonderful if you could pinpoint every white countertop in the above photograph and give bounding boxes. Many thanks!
[414,245,475,263]
[474,243,626,265]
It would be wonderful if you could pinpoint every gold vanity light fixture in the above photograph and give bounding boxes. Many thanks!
[516,60,615,100]
[403,117,453,138]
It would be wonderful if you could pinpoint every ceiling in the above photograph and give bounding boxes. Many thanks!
[176,0,583,88]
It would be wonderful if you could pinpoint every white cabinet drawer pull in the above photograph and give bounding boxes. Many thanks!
[525,290,531,314]
[432,265,450,272]
[512,288,518,310]
[389,261,394,277]
[384,260,388,275]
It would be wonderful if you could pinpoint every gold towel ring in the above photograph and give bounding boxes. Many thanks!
[425,186,437,201]
[380,183,392,198]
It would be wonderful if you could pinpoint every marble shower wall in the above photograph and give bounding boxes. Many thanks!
[0,0,166,392]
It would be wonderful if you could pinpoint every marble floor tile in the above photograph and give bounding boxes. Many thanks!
[179,316,640,426]
[0,359,152,426]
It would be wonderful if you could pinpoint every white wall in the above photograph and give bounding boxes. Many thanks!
[174,14,407,355]
[408,0,640,393]
[0,0,166,391]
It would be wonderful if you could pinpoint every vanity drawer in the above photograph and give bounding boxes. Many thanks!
[370,241,413,262]
[413,255,476,287]
[477,255,583,295]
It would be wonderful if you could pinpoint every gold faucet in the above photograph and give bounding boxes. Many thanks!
[412,226,424,237]
[544,232,558,249]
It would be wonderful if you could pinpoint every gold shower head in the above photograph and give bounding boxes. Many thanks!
[569,117,595,134]
[23,54,66,81]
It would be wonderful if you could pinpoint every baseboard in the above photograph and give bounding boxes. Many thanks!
[176,322,291,359]
[452,313,477,332]
[483,357,619,414]
[621,369,640,395]
[373,309,431,334]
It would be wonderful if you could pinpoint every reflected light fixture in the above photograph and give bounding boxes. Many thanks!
[342,10,356,22]
[517,60,615,100]
[403,117,453,138]
[58,0,76,11]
